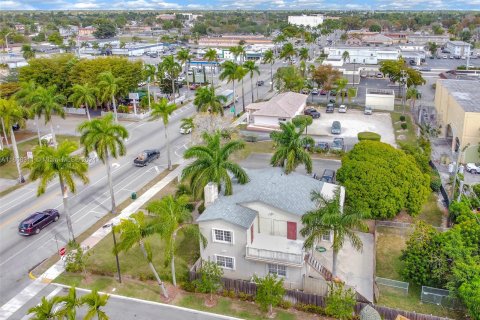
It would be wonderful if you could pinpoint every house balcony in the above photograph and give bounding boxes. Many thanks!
[245,233,304,267]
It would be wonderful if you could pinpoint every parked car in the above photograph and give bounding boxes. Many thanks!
[304,108,321,119]
[320,89,328,95]
[311,88,319,95]
[313,169,336,183]
[330,137,344,151]
[316,141,329,151]
[189,83,201,90]
[301,88,310,95]
[331,121,341,134]
[364,106,373,115]
[330,89,337,96]
[256,80,264,86]
[326,103,335,113]
[338,105,347,113]
[442,55,448,59]
[376,73,383,78]
[180,126,192,134]
[133,149,160,167]
[18,209,60,235]
[466,163,480,174]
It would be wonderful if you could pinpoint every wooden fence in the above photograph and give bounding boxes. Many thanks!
[189,271,451,320]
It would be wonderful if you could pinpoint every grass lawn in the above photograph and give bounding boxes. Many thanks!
[231,140,275,162]
[390,112,416,146]
[0,135,80,180]
[417,193,445,227]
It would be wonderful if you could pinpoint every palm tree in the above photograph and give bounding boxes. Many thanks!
[25,140,89,240]
[219,61,239,115]
[342,51,350,64]
[143,64,156,110]
[243,60,260,104]
[229,45,245,64]
[180,117,194,133]
[159,55,182,104]
[270,122,314,174]
[176,48,193,97]
[146,195,205,287]
[69,83,98,121]
[193,86,226,130]
[181,131,249,199]
[56,286,81,320]
[80,290,109,320]
[335,78,348,103]
[279,43,297,64]
[115,211,169,298]
[27,296,58,320]
[237,65,248,112]
[406,87,421,110]
[78,113,128,215]
[150,98,176,171]
[21,44,35,60]
[31,85,66,147]
[204,48,218,87]
[299,47,309,61]
[15,80,41,143]
[97,71,123,122]
[262,49,275,91]
[301,188,367,277]
[0,98,28,183]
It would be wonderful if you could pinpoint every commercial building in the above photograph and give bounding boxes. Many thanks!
[194,35,273,47]
[287,15,324,28]
[445,41,472,58]
[325,47,400,65]
[78,26,96,36]
[435,79,480,162]
[406,33,450,45]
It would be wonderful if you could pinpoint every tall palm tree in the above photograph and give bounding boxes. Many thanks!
[97,71,123,122]
[335,78,348,103]
[299,47,309,61]
[78,113,128,215]
[243,60,260,104]
[24,140,89,240]
[219,61,239,115]
[176,48,193,97]
[237,65,248,112]
[193,86,226,130]
[115,211,169,298]
[204,48,218,87]
[279,43,297,64]
[80,290,109,320]
[56,286,81,320]
[262,49,276,91]
[21,44,35,60]
[31,85,66,147]
[270,122,314,174]
[69,83,98,121]
[181,131,249,199]
[0,98,28,183]
[229,45,245,64]
[301,188,367,277]
[15,80,41,143]
[406,87,421,110]
[150,98,176,171]
[27,296,58,320]
[146,195,205,287]
[143,64,156,110]
[159,55,182,104]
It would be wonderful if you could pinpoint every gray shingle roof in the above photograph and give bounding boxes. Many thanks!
[196,168,327,229]
[246,92,307,118]
[439,79,480,112]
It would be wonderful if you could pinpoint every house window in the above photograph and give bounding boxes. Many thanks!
[213,229,233,243]
[322,231,331,242]
[268,263,287,277]
[216,255,235,269]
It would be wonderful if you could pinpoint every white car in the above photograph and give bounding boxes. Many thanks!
[338,105,347,113]
[466,163,480,174]
[364,106,373,115]
[180,126,192,134]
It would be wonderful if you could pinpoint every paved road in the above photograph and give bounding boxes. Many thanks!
[0,61,280,307]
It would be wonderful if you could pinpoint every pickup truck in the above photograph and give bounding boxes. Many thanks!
[133,150,160,167]
[466,163,480,174]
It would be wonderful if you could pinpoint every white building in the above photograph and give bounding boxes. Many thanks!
[287,15,324,28]
[325,47,400,65]
[445,41,472,58]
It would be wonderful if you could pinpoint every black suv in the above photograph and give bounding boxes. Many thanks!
[19,209,60,235]
[133,150,160,167]
[304,108,321,119]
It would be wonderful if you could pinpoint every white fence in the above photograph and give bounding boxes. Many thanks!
[100,111,151,120]
[421,286,461,309]
[376,277,409,295]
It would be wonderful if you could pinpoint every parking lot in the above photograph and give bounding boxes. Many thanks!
[307,108,396,146]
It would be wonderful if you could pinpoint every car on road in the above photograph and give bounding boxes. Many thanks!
[376,73,383,78]
[364,106,373,115]
[313,169,336,183]
[330,137,344,151]
[256,80,264,86]
[18,209,60,235]
[304,108,321,119]
[466,163,480,174]
[311,88,319,95]
[133,150,160,167]
[338,105,347,113]
[189,83,201,90]
[326,103,335,113]
[331,121,341,134]
[180,126,192,134]
[316,141,329,151]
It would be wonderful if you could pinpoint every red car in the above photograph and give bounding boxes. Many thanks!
[18,209,60,235]
[320,89,328,95]
[189,83,201,90]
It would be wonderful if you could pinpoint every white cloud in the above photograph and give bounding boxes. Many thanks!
[1,0,36,10]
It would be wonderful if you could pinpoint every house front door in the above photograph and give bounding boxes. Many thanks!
[287,221,297,240]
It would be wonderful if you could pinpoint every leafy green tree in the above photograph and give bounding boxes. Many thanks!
[56,286,81,320]
[80,289,109,320]
[193,86,226,127]
[270,122,314,174]
[21,44,35,60]
[341,51,350,63]
[368,24,381,32]
[115,211,169,298]
[312,64,342,98]
[279,43,297,64]
[457,275,480,320]
[243,60,260,104]
[97,71,123,122]
[159,55,182,104]
[0,98,28,182]
[292,114,313,135]
[406,87,421,109]
[78,113,128,214]
[262,49,275,91]
[298,47,309,61]
[48,32,63,46]
[27,296,59,320]
[15,81,40,143]
[325,282,356,320]
[176,48,193,95]
[193,260,223,302]
[93,20,117,39]
[24,141,89,240]
[150,98,176,170]
[204,48,218,87]
[69,83,98,121]
[274,66,304,93]
[427,42,439,56]
[379,58,425,88]
[301,188,367,277]
[337,141,430,219]
[181,131,249,199]
[253,274,285,317]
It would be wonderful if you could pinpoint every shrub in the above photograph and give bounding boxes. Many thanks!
[401,123,408,130]
[198,201,205,214]
[325,282,356,320]
[237,292,253,301]
[244,134,258,142]
[357,132,381,142]
[181,281,196,292]
[118,104,129,113]
[430,173,442,192]
[0,148,12,166]
[294,303,324,314]
[399,115,406,122]
[222,289,235,298]
[278,299,292,309]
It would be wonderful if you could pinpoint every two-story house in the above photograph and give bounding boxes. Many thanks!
[197,168,346,292]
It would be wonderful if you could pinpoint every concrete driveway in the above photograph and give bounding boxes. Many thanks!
[308,108,396,146]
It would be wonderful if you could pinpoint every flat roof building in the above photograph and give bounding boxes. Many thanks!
[287,15,324,28]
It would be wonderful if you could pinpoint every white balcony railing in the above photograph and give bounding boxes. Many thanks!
[245,246,304,266]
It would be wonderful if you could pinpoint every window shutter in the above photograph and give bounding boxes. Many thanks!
[287,221,297,240]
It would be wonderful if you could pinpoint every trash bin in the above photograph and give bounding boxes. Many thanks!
[131,192,137,200]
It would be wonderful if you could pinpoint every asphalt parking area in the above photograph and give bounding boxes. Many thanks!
[308,108,396,146]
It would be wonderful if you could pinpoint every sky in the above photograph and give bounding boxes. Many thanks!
[0,0,479,11]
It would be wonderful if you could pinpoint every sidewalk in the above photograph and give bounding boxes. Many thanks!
[0,164,185,320]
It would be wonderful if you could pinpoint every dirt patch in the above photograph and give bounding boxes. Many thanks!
[393,211,414,223]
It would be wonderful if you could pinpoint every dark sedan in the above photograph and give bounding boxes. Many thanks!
[326,103,335,113]
[304,108,321,119]
[133,149,160,167]
[19,209,60,235]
